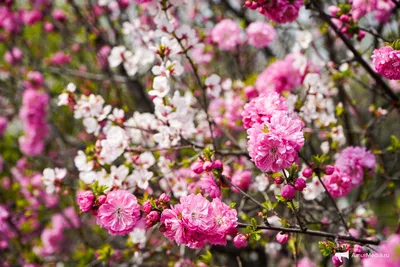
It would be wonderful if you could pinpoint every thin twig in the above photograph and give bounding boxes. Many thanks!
[237,223,380,245]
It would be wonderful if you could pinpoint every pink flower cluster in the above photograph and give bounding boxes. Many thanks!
[335,146,376,186]
[19,88,49,156]
[372,46,400,80]
[242,91,288,129]
[255,54,302,94]
[0,205,14,250]
[247,111,304,173]
[96,190,141,235]
[324,146,375,198]
[323,167,352,198]
[244,0,304,23]
[362,234,400,267]
[211,19,242,51]
[231,170,252,192]
[209,95,245,130]
[160,194,237,248]
[351,0,395,23]
[246,21,276,48]
[39,207,80,256]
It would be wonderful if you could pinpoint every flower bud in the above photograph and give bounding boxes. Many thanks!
[158,193,170,203]
[339,14,350,23]
[212,160,223,169]
[147,211,159,222]
[281,184,295,200]
[358,30,366,41]
[77,190,94,213]
[274,177,283,185]
[302,167,312,178]
[332,255,344,267]
[191,161,204,174]
[97,195,107,205]
[203,161,213,172]
[276,232,289,244]
[233,234,248,248]
[294,178,306,191]
[44,22,54,32]
[142,200,152,214]
[324,165,335,175]
[353,244,364,254]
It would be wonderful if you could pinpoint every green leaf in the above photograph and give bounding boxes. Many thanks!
[251,218,258,230]
[96,244,114,262]
[230,202,237,208]
[251,233,261,241]
[312,154,328,166]
[387,135,400,152]
[275,195,286,203]
[198,250,212,265]
[318,241,335,257]
[262,200,277,211]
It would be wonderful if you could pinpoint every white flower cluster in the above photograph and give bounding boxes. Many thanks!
[42,168,67,194]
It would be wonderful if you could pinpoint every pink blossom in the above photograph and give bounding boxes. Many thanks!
[231,170,252,192]
[24,71,44,90]
[97,45,111,69]
[233,233,248,248]
[372,46,400,80]
[335,146,376,186]
[324,165,335,175]
[160,194,237,248]
[258,0,304,24]
[294,178,306,191]
[19,89,49,156]
[298,257,316,267]
[49,51,71,66]
[332,255,344,267]
[40,227,64,256]
[362,234,400,266]
[191,46,213,64]
[242,92,288,129]
[52,9,68,22]
[4,47,23,65]
[276,232,289,243]
[77,191,94,213]
[247,112,304,172]
[302,167,312,178]
[20,9,42,25]
[158,193,170,203]
[255,54,302,94]
[209,95,245,130]
[44,22,54,32]
[0,7,21,33]
[352,0,395,23]
[211,19,242,51]
[281,184,295,200]
[191,161,204,174]
[142,200,152,214]
[192,175,221,198]
[246,21,276,48]
[146,211,159,227]
[375,0,396,23]
[208,198,238,245]
[96,190,141,235]
[323,167,352,198]
[0,117,7,137]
